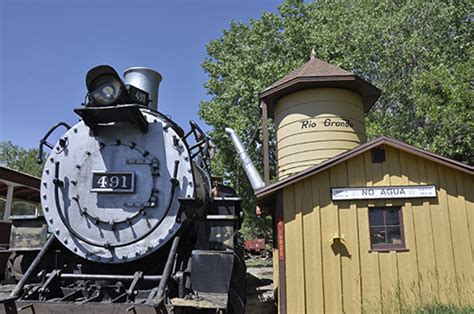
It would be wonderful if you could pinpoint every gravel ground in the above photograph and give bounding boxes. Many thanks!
[245,265,276,314]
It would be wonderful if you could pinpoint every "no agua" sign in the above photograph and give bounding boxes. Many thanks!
[331,185,436,200]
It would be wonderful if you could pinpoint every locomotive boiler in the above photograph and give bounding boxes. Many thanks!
[2,66,246,313]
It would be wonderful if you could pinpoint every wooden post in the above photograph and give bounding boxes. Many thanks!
[4,185,14,221]
[276,193,286,314]
[261,101,270,185]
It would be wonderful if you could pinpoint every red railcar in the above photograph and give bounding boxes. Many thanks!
[245,238,266,254]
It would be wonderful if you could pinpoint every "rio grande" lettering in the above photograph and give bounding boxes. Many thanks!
[300,118,354,129]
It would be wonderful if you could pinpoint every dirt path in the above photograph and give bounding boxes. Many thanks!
[245,266,276,313]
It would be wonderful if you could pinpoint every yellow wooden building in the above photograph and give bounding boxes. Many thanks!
[256,55,474,313]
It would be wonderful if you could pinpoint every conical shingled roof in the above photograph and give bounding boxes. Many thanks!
[263,56,353,92]
[260,55,381,117]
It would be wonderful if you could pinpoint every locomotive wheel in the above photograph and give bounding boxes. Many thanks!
[230,248,246,299]
[227,288,245,314]
[4,252,36,284]
[228,238,247,314]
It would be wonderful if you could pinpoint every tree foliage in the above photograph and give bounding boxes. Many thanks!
[0,141,44,177]
[199,0,473,238]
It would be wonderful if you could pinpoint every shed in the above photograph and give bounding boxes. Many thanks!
[256,54,474,313]
[257,136,474,313]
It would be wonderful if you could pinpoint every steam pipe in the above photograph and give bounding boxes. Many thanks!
[225,128,265,191]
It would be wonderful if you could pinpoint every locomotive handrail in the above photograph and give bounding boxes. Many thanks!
[37,122,71,164]
[187,120,213,175]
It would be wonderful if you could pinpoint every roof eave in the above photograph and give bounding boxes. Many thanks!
[260,75,381,117]
[255,137,473,204]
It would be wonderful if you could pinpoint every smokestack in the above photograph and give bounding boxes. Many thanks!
[123,67,162,110]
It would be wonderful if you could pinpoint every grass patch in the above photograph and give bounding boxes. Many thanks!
[363,272,474,313]
[245,257,273,268]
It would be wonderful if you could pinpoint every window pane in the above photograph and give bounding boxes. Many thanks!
[386,208,400,225]
[386,227,402,245]
[370,227,386,245]
[369,210,384,226]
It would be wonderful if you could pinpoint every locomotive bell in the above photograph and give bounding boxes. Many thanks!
[124,67,162,110]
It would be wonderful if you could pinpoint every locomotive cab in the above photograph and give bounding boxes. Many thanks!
[2,66,246,313]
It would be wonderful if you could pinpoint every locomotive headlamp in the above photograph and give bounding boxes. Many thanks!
[86,65,150,107]
[86,65,126,106]
[89,75,123,105]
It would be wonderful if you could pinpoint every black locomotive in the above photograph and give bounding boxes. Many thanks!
[2,66,246,313]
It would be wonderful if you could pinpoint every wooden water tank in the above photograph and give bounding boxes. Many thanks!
[274,88,366,179]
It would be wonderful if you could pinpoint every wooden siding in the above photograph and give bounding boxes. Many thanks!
[282,146,474,313]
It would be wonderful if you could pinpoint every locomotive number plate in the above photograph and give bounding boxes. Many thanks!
[91,172,135,193]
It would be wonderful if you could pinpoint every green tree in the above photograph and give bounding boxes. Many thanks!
[0,141,44,177]
[199,0,473,237]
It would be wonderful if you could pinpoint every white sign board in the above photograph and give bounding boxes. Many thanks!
[331,185,436,200]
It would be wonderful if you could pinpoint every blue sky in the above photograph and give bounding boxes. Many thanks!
[0,0,280,149]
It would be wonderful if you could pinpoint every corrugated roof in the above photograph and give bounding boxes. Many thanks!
[0,166,41,202]
[256,137,473,203]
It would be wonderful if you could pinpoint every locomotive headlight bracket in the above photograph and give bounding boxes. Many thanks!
[76,65,150,134]
[86,65,150,107]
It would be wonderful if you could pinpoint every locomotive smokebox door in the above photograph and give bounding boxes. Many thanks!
[40,112,194,263]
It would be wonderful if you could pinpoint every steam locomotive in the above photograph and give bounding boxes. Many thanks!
[3,66,246,313]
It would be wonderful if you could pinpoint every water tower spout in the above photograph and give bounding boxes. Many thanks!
[225,128,265,191]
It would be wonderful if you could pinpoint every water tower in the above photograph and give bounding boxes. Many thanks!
[260,52,381,180]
